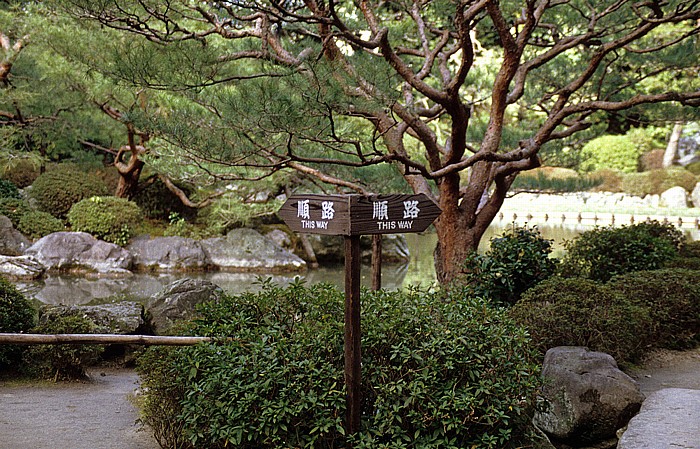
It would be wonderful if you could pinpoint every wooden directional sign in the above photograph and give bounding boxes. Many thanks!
[278,193,441,236]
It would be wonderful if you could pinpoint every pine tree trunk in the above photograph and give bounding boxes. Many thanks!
[663,123,684,168]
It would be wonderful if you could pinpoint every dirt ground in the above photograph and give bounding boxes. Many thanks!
[0,347,698,449]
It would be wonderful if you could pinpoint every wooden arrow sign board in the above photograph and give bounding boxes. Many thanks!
[278,193,441,235]
[279,193,441,445]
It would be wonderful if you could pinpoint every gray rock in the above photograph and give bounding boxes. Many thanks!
[39,302,147,335]
[691,182,700,208]
[0,255,45,280]
[201,228,305,272]
[127,235,211,272]
[146,279,224,334]
[534,346,645,446]
[0,215,31,256]
[617,388,700,449]
[265,229,292,248]
[659,186,689,209]
[306,233,410,264]
[24,232,133,274]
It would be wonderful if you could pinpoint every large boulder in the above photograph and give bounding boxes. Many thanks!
[39,302,147,335]
[24,232,132,274]
[146,279,224,334]
[617,388,700,449]
[127,235,211,272]
[659,186,689,208]
[0,215,31,256]
[201,228,306,272]
[0,255,45,280]
[306,234,410,264]
[533,346,645,446]
[691,182,700,208]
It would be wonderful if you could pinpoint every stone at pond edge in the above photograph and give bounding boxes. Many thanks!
[0,255,44,280]
[146,279,224,335]
[201,228,305,272]
[533,346,645,446]
[0,215,31,256]
[659,186,689,209]
[39,302,147,335]
[306,234,410,264]
[24,232,132,274]
[127,235,211,272]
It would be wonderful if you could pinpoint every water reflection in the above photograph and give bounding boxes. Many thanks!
[14,221,697,305]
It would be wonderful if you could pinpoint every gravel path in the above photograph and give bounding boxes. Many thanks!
[0,368,158,449]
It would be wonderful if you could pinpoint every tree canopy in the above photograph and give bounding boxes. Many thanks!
[13,0,700,281]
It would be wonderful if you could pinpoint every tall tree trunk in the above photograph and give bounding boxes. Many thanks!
[114,144,146,199]
[663,123,684,168]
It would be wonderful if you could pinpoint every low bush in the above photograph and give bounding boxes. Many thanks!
[589,168,623,192]
[607,269,700,349]
[1,157,41,188]
[137,281,542,449]
[132,178,196,220]
[0,198,32,228]
[580,135,642,173]
[460,225,557,306]
[0,278,36,369]
[29,164,109,219]
[18,210,64,240]
[24,314,104,380]
[0,179,21,199]
[511,170,602,193]
[620,168,697,197]
[559,221,682,282]
[509,277,652,364]
[67,196,142,246]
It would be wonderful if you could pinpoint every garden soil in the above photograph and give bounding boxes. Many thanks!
[0,347,698,449]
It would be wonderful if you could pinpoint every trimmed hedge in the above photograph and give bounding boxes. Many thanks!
[18,210,65,240]
[137,281,542,449]
[29,165,109,219]
[67,196,142,246]
[0,278,35,369]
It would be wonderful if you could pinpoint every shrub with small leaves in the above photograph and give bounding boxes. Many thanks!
[510,277,652,364]
[29,164,109,218]
[621,168,697,197]
[580,135,642,173]
[460,225,558,306]
[0,179,21,199]
[0,278,36,369]
[68,196,142,246]
[24,314,104,380]
[137,281,542,449]
[559,221,681,282]
[0,198,32,228]
[18,210,65,240]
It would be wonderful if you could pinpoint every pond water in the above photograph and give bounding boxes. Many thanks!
[13,222,697,305]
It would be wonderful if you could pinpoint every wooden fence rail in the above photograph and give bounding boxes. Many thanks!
[0,333,211,346]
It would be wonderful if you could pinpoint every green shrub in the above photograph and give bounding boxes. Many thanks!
[509,277,652,364]
[559,221,681,282]
[589,168,623,192]
[132,178,196,220]
[0,198,32,228]
[621,168,697,197]
[29,165,109,219]
[163,212,217,240]
[0,278,35,369]
[511,170,602,193]
[137,281,542,449]
[1,157,41,188]
[607,269,700,349]
[18,210,65,240]
[686,161,700,176]
[24,314,104,380]
[460,225,557,306]
[0,179,21,199]
[67,196,142,246]
[580,135,642,174]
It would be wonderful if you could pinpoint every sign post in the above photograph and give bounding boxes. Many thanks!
[279,193,441,441]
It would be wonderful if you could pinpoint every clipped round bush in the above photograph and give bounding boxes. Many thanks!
[1,158,40,188]
[460,225,557,306]
[589,168,623,192]
[18,210,64,240]
[29,164,109,218]
[67,196,142,246]
[621,168,697,197]
[133,178,196,220]
[510,277,652,364]
[0,198,32,228]
[137,281,542,449]
[607,269,700,349]
[580,135,642,174]
[25,314,104,380]
[0,179,21,199]
[685,161,700,176]
[560,221,681,282]
[0,278,36,369]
